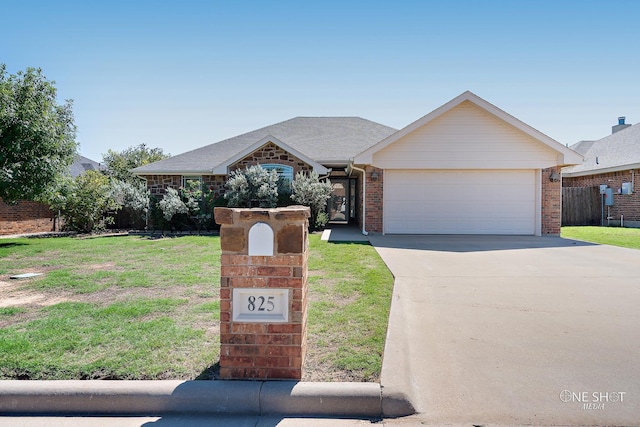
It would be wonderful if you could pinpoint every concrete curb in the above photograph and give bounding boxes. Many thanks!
[0,380,397,418]
[368,235,418,418]
[379,278,418,418]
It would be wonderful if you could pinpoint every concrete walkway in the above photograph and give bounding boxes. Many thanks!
[320,224,369,242]
[370,234,640,426]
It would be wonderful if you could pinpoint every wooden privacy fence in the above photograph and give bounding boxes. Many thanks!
[562,187,601,226]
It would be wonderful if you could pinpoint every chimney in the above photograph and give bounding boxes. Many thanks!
[612,116,631,134]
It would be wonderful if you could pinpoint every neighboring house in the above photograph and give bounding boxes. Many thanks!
[133,91,582,236]
[563,117,640,227]
[0,155,102,236]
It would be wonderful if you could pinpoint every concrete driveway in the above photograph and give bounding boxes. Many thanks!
[370,235,640,426]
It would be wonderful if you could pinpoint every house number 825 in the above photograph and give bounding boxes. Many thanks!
[247,295,275,312]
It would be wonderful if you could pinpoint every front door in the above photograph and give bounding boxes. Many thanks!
[329,179,355,223]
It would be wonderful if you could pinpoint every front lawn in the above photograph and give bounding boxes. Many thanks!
[561,226,640,250]
[0,234,393,381]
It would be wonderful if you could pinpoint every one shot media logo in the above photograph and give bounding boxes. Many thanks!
[560,390,627,410]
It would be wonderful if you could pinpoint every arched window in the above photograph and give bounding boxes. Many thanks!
[261,164,294,182]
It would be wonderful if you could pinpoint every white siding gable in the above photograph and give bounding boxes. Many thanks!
[372,101,559,170]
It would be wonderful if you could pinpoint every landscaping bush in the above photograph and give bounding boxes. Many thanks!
[224,165,280,208]
[223,167,331,230]
[154,180,218,231]
[48,170,120,233]
[109,179,150,228]
[291,171,332,230]
[158,187,188,221]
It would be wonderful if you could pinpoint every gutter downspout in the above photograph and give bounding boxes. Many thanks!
[319,168,332,181]
[349,163,368,236]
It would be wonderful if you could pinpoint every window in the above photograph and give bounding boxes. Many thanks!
[261,164,293,182]
[181,175,202,189]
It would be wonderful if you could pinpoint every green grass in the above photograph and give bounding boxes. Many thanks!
[0,234,393,381]
[0,299,205,379]
[562,226,640,249]
[307,240,393,380]
[0,307,26,317]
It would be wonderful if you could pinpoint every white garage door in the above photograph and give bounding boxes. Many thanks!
[384,170,536,234]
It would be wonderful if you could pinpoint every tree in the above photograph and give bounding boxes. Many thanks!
[0,65,77,203]
[102,144,169,183]
[49,170,120,233]
[291,171,332,230]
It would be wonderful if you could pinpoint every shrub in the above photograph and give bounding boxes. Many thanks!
[51,170,120,233]
[158,187,188,222]
[291,171,332,230]
[154,181,218,231]
[182,180,214,230]
[315,210,330,229]
[110,179,150,226]
[225,165,280,208]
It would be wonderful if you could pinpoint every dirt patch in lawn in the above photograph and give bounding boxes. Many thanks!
[0,280,72,309]
[86,262,119,271]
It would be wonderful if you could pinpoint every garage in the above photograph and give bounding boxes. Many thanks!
[383,169,537,234]
[352,92,583,236]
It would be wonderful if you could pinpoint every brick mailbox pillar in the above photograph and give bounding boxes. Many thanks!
[214,206,310,380]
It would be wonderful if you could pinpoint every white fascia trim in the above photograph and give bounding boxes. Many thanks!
[132,170,223,176]
[210,135,329,175]
[353,91,583,166]
[562,163,640,178]
[315,161,350,167]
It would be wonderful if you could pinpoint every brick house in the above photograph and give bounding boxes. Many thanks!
[0,155,102,236]
[134,91,582,236]
[563,118,640,227]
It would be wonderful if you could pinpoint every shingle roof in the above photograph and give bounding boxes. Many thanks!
[568,140,596,156]
[132,117,397,174]
[563,123,640,176]
[69,155,102,177]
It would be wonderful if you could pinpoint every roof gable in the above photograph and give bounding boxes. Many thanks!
[354,91,583,167]
[211,135,328,175]
[70,155,102,177]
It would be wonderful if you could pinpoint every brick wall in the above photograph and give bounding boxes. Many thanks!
[563,168,640,222]
[214,206,310,380]
[142,175,181,197]
[229,142,314,176]
[141,175,227,198]
[0,199,56,236]
[364,166,383,233]
[541,167,562,235]
[203,175,227,199]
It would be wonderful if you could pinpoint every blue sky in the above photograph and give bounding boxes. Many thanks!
[2,0,639,162]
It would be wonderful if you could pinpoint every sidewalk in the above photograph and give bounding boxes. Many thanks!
[0,416,381,427]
